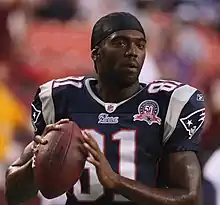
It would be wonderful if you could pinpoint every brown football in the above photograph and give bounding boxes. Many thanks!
[34,121,87,199]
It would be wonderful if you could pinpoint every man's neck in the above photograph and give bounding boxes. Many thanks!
[96,80,140,103]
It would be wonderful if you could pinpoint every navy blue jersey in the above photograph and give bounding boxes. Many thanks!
[31,77,205,205]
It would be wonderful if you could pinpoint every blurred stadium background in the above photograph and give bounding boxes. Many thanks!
[0,0,220,204]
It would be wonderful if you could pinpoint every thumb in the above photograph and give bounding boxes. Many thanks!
[33,135,48,145]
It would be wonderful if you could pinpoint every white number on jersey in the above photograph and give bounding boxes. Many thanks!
[73,129,136,202]
[53,76,84,89]
[148,80,182,93]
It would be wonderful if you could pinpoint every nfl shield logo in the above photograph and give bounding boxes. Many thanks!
[105,103,117,113]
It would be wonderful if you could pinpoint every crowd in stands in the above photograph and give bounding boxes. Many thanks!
[0,0,220,204]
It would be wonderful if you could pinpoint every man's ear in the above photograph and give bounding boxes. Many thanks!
[91,46,100,61]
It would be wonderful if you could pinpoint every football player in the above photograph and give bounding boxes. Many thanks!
[5,12,205,205]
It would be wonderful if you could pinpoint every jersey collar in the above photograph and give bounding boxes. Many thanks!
[85,78,146,113]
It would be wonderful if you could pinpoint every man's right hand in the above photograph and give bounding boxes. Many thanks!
[32,119,69,168]
[33,118,70,144]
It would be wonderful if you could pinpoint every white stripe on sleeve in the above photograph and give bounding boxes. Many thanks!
[163,85,197,145]
[39,80,55,125]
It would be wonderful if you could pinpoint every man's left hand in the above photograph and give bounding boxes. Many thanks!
[82,131,119,189]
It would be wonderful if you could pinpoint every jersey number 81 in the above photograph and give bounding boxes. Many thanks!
[148,80,182,93]
[73,129,136,202]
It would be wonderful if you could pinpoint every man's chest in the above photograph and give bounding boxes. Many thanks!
[66,108,163,160]
[54,88,169,160]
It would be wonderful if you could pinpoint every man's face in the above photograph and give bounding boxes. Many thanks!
[96,29,146,87]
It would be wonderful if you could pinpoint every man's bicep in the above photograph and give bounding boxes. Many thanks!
[161,151,201,192]
[159,88,204,194]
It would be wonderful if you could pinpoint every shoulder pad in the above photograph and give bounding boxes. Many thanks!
[36,76,85,124]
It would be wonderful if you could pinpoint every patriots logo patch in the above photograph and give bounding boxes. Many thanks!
[180,108,205,139]
[31,104,41,131]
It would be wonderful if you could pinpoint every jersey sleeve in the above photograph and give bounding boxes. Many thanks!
[31,80,56,136]
[162,85,205,154]
[31,76,84,136]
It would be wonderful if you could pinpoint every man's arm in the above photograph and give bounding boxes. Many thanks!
[109,151,201,205]
[5,78,71,204]
[84,129,201,205]
[5,142,39,205]
[5,121,68,205]
[5,82,55,205]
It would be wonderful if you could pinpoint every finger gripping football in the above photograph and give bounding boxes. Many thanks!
[34,121,87,199]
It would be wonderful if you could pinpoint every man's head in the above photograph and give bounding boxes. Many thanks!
[91,12,146,87]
